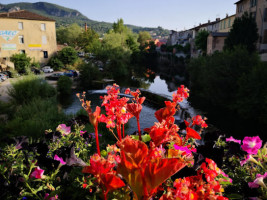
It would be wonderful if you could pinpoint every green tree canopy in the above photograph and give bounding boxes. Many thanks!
[112,18,128,34]
[224,12,259,53]
[77,28,100,53]
[57,47,78,66]
[195,30,209,54]
[137,31,152,46]
[56,23,83,47]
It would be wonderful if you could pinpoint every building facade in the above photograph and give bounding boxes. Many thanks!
[207,32,229,55]
[218,14,236,32]
[0,10,57,68]
[235,0,267,52]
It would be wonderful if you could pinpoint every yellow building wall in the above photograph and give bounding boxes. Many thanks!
[218,15,236,32]
[0,18,57,65]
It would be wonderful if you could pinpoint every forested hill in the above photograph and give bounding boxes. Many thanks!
[0,2,170,37]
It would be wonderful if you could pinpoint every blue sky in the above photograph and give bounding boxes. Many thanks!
[1,0,237,30]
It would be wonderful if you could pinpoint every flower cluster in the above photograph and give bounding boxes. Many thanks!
[160,158,231,200]
[224,135,267,199]
[78,84,232,200]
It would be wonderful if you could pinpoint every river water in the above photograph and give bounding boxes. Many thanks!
[63,75,201,134]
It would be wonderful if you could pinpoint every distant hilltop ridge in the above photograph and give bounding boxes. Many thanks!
[0,1,170,38]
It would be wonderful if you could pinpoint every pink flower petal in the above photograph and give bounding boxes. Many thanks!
[226,136,241,144]
[54,154,66,165]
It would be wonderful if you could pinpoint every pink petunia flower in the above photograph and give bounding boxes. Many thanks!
[80,130,87,135]
[174,145,192,155]
[248,172,267,189]
[44,193,58,200]
[30,166,45,179]
[226,136,241,144]
[240,154,259,166]
[54,154,66,165]
[241,136,262,155]
[56,124,71,136]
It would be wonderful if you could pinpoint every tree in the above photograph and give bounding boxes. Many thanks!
[10,53,31,73]
[57,47,78,66]
[48,56,64,70]
[137,31,152,46]
[56,23,83,47]
[224,12,259,53]
[57,76,72,95]
[195,30,209,54]
[77,28,100,53]
[112,18,127,34]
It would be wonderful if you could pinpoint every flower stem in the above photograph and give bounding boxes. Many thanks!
[137,118,141,141]
[94,125,101,156]
[117,124,122,141]
[122,124,125,138]
[25,182,42,200]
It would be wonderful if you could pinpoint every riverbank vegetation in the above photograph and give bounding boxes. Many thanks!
[55,18,157,88]
[0,75,66,140]
[187,13,267,140]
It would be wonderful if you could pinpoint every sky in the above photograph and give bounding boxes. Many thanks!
[1,0,238,30]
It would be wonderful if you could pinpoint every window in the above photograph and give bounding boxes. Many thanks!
[251,12,256,19]
[263,30,267,44]
[238,5,244,13]
[20,50,25,54]
[18,35,24,44]
[228,19,231,28]
[264,8,267,22]
[43,51,48,58]
[42,35,47,44]
[250,0,257,7]
[224,20,226,29]
[41,23,46,31]
[18,22,23,30]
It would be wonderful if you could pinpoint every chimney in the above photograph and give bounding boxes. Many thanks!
[226,13,229,18]
[208,20,210,23]
[84,23,87,32]
[216,18,220,21]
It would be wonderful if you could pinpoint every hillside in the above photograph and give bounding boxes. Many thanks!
[0,2,170,38]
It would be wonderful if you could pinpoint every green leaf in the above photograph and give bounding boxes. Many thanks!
[226,193,243,199]
[141,134,151,143]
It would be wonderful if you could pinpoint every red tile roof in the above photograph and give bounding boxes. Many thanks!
[0,10,55,21]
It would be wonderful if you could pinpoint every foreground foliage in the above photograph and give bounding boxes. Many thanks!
[0,84,265,199]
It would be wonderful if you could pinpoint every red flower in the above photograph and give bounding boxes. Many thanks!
[186,127,201,140]
[172,85,189,103]
[82,154,125,200]
[126,103,142,120]
[192,115,208,128]
[155,101,176,123]
[117,136,187,199]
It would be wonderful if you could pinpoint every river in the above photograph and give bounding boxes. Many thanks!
[63,74,202,135]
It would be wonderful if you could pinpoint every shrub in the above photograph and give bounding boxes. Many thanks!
[31,60,40,69]
[48,56,64,70]
[57,76,72,95]
[10,53,31,73]
[8,75,56,105]
[58,47,78,66]
[78,62,102,88]
[3,98,67,138]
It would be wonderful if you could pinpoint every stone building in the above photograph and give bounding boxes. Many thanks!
[235,0,267,52]
[0,10,57,69]
[207,32,229,55]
